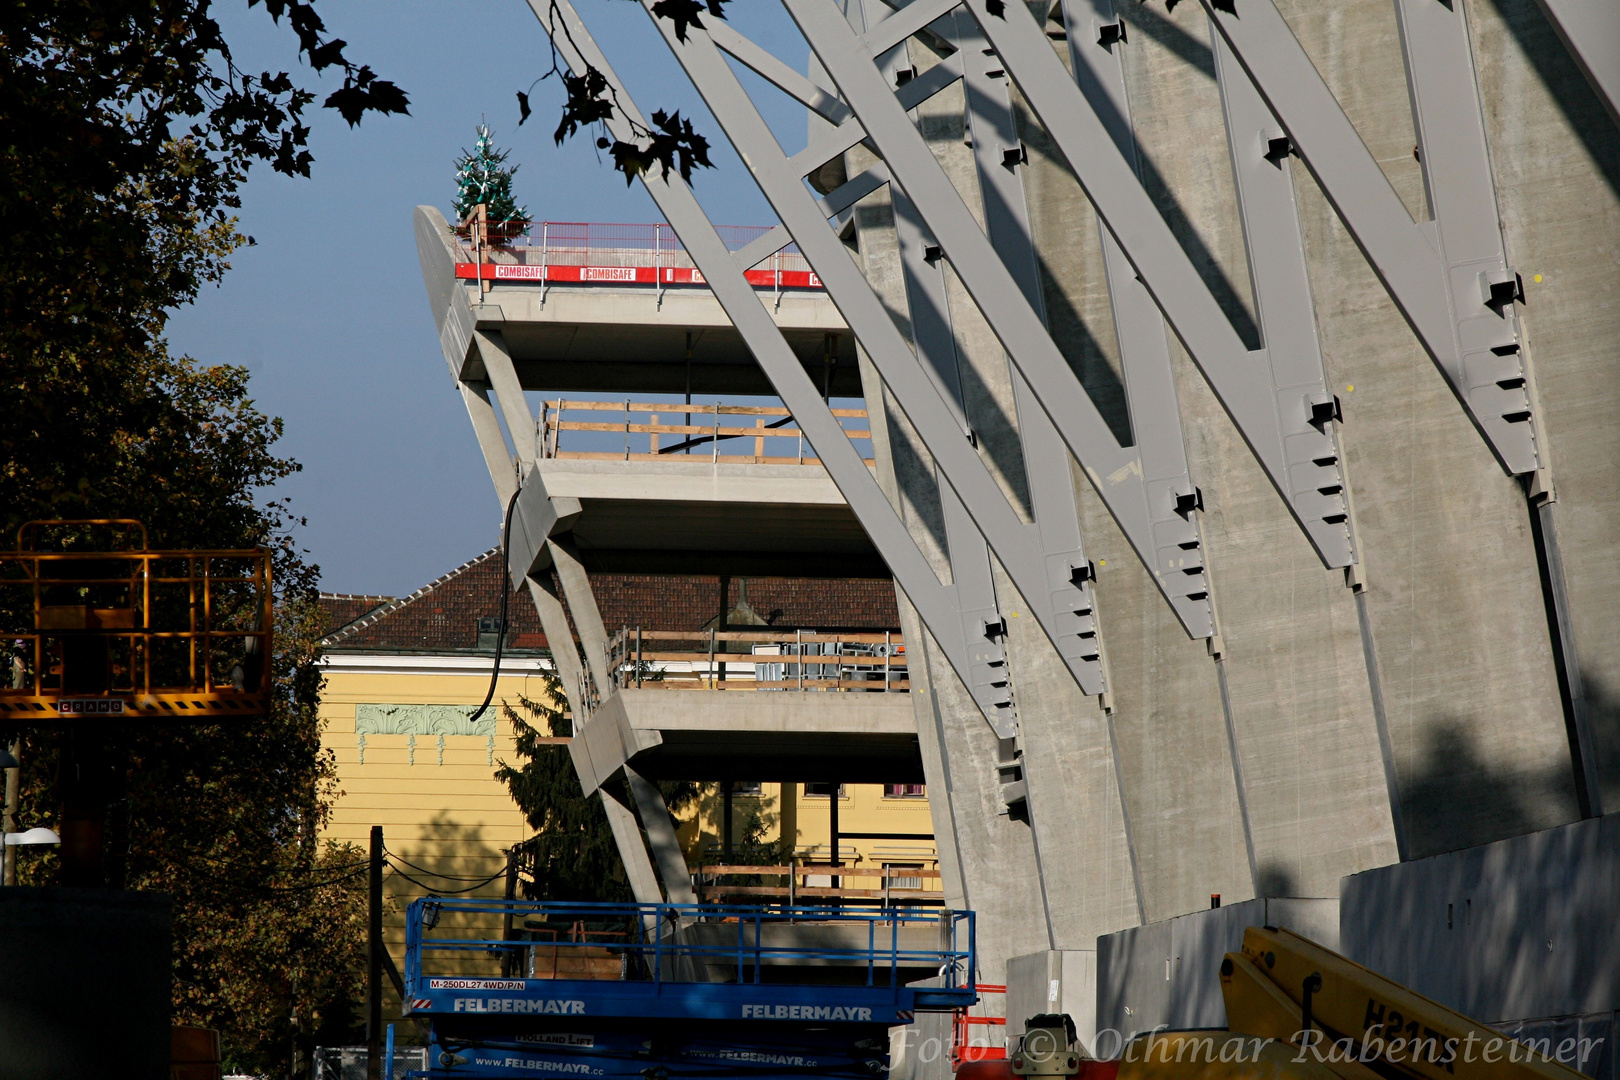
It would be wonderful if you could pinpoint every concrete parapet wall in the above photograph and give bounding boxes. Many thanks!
[1341,811,1620,1024]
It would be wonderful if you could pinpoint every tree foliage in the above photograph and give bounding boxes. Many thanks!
[1,0,407,1071]
[521,0,722,185]
[496,677,698,902]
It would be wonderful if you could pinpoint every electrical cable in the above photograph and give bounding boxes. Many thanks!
[385,865,506,895]
[384,847,508,882]
[468,485,522,726]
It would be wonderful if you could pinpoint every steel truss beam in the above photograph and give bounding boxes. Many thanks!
[835,4,1029,725]
[1204,0,1542,479]
[1055,0,1230,593]
[796,0,1358,576]
[524,0,1031,737]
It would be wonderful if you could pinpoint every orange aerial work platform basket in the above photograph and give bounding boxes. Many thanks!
[0,520,272,719]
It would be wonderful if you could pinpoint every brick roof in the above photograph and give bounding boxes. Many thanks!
[320,549,900,655]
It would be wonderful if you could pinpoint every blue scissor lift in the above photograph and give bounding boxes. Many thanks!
[404,899,977,1079]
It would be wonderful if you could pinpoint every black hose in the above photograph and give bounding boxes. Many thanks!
[468,486,521,725]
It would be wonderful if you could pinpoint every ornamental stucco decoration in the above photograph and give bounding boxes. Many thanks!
[355,703,498,737]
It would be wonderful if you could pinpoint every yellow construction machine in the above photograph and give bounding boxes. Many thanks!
[969,926,1592,1080]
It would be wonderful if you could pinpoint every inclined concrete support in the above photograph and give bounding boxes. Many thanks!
[474,329,540,470]
[625,766,699,905]
[599,788,667,906]
[548,537,614,696]
[459,380,519,503]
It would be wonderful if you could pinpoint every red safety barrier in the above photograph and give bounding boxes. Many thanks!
[453,262,823,290]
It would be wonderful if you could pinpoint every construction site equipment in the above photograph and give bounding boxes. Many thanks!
[962,927,1592,1080]
[405,898,974,1078]
[0,521,273,718]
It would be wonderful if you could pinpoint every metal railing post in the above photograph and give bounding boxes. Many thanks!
[540,221,549,306]
[635,626,643,687]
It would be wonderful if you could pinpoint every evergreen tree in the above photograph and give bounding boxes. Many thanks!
[495,676,697,902]
[453,124,529,232]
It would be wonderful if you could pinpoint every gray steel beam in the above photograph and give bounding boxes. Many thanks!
[673,3,1212,648]
[1208,25,1353,566]
[642,1,1136,693]
[952,7,1108,689]
[1203,0,1541,478]
[526,0,1017,735]
[1056,0,1223,622]
[1531,0,1620,131]
[854,9,1026,724]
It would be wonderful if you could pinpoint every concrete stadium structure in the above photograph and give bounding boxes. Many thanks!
[417,0,1620,1065]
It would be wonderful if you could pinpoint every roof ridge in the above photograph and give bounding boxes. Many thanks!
[321,547,501,646]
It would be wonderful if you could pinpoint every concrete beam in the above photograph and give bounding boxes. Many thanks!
[568,687,921,793]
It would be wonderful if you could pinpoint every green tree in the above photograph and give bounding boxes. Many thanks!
[453,124,530,231]
[496,674,698,902]
[1,1,407,1071]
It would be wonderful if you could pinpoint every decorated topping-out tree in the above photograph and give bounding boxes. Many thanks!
[453,123,529,239]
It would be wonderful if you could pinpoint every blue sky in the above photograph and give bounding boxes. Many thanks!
[167,1,813,596]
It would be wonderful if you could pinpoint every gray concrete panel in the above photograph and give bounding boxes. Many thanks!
[1007,949,1098,1055]
[1095,896,1338,1042]
[1340,813,1620,1023]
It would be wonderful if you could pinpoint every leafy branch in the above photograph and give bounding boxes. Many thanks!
[518,0,726,185]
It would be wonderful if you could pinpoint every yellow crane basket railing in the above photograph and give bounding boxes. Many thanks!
[0,520,273,718]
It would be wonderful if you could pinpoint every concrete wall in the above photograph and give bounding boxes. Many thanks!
[861,0,1614,989]
[1093,897,1339,1050]
[1341,812,1620,1025]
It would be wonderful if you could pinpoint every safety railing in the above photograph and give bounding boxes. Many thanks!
[952,984,1008,1065]
[406,899,975,1009]
[540,400,872,466]
[451,219,823,292]
[605,628,907,692]
[695,862,944,905]
[0,520,273,717]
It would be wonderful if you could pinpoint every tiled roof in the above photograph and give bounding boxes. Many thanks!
[321,549,900,655]
[318,593,395,635]
[321,549,545,654]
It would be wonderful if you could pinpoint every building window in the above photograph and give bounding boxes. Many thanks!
[884,863,924,890]
[726,780,762,796]
[803,782,845,797]
[883,783,926,798]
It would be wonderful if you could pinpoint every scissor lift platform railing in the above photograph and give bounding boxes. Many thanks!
[405,899,975,1028]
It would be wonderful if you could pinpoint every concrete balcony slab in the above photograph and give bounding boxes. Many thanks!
[569,688,921,792]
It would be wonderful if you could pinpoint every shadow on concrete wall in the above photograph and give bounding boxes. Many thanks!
[1255,861,1300,899]
[1400,716,1579,861]
[1483,0,1620,201]
[1584,672,1620,814]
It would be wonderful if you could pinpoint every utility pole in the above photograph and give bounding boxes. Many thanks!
[2,736,18,886]
[368,825,383,1080]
